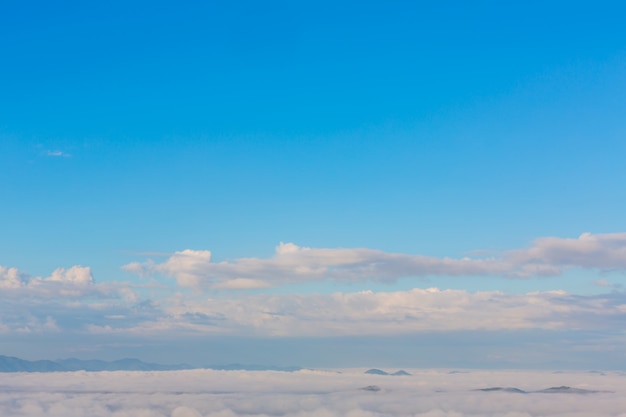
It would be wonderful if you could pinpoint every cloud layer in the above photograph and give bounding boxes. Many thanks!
[159,288,626,337]
[2,263,626,340]
[3,232,626,366]
[4,275,626,348]
[123,232,626,289]
[1,369,625,417]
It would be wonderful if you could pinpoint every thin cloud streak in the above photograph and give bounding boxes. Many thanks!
[44,150,71,157]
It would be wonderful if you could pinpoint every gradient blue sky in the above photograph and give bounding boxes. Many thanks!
[2,0,626,368]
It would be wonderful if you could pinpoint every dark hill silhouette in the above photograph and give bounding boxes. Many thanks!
[391,370,411,376]
[364,368,389,375]
[365,368,411,376]
[477,387,527,393]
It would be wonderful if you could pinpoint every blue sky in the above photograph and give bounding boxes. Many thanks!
[2,0,626,368]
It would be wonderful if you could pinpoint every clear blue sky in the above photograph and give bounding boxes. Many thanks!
[1,0,626,368]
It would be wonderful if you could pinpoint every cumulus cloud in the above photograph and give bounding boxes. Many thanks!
[0,265,24,288]
[1,369,625,417]
[0,264,141,335]
[0,265,98,298]
[123,233,626,289]
[46,266,94,284]
[0,265,113,299]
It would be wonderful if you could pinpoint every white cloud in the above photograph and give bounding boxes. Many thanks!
[122,243,509,290]
[507,232,626,271]
[1,264,93,285]
[0,265,24,288]
[0,264,141,335]
[1,369,625,417]
[122,233,626,289]
[46,266,94,284]
[0,265,117,299]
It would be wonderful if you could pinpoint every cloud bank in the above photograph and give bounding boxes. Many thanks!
[123,232,626,289]
[2,264,626,340]
[3,233,626,366]
[1,369,625,417]
[159,288,626,337]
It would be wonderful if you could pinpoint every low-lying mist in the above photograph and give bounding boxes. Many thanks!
[2,368,625,416]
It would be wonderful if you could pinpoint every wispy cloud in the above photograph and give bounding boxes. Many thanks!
[122,232,626,289]
[45,150,71,157]
[594,279,622,289]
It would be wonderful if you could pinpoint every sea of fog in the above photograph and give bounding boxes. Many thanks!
[1,368,625,417]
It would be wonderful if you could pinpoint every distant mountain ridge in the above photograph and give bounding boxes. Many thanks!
[0,355,193,372]
[0,355,302,373]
